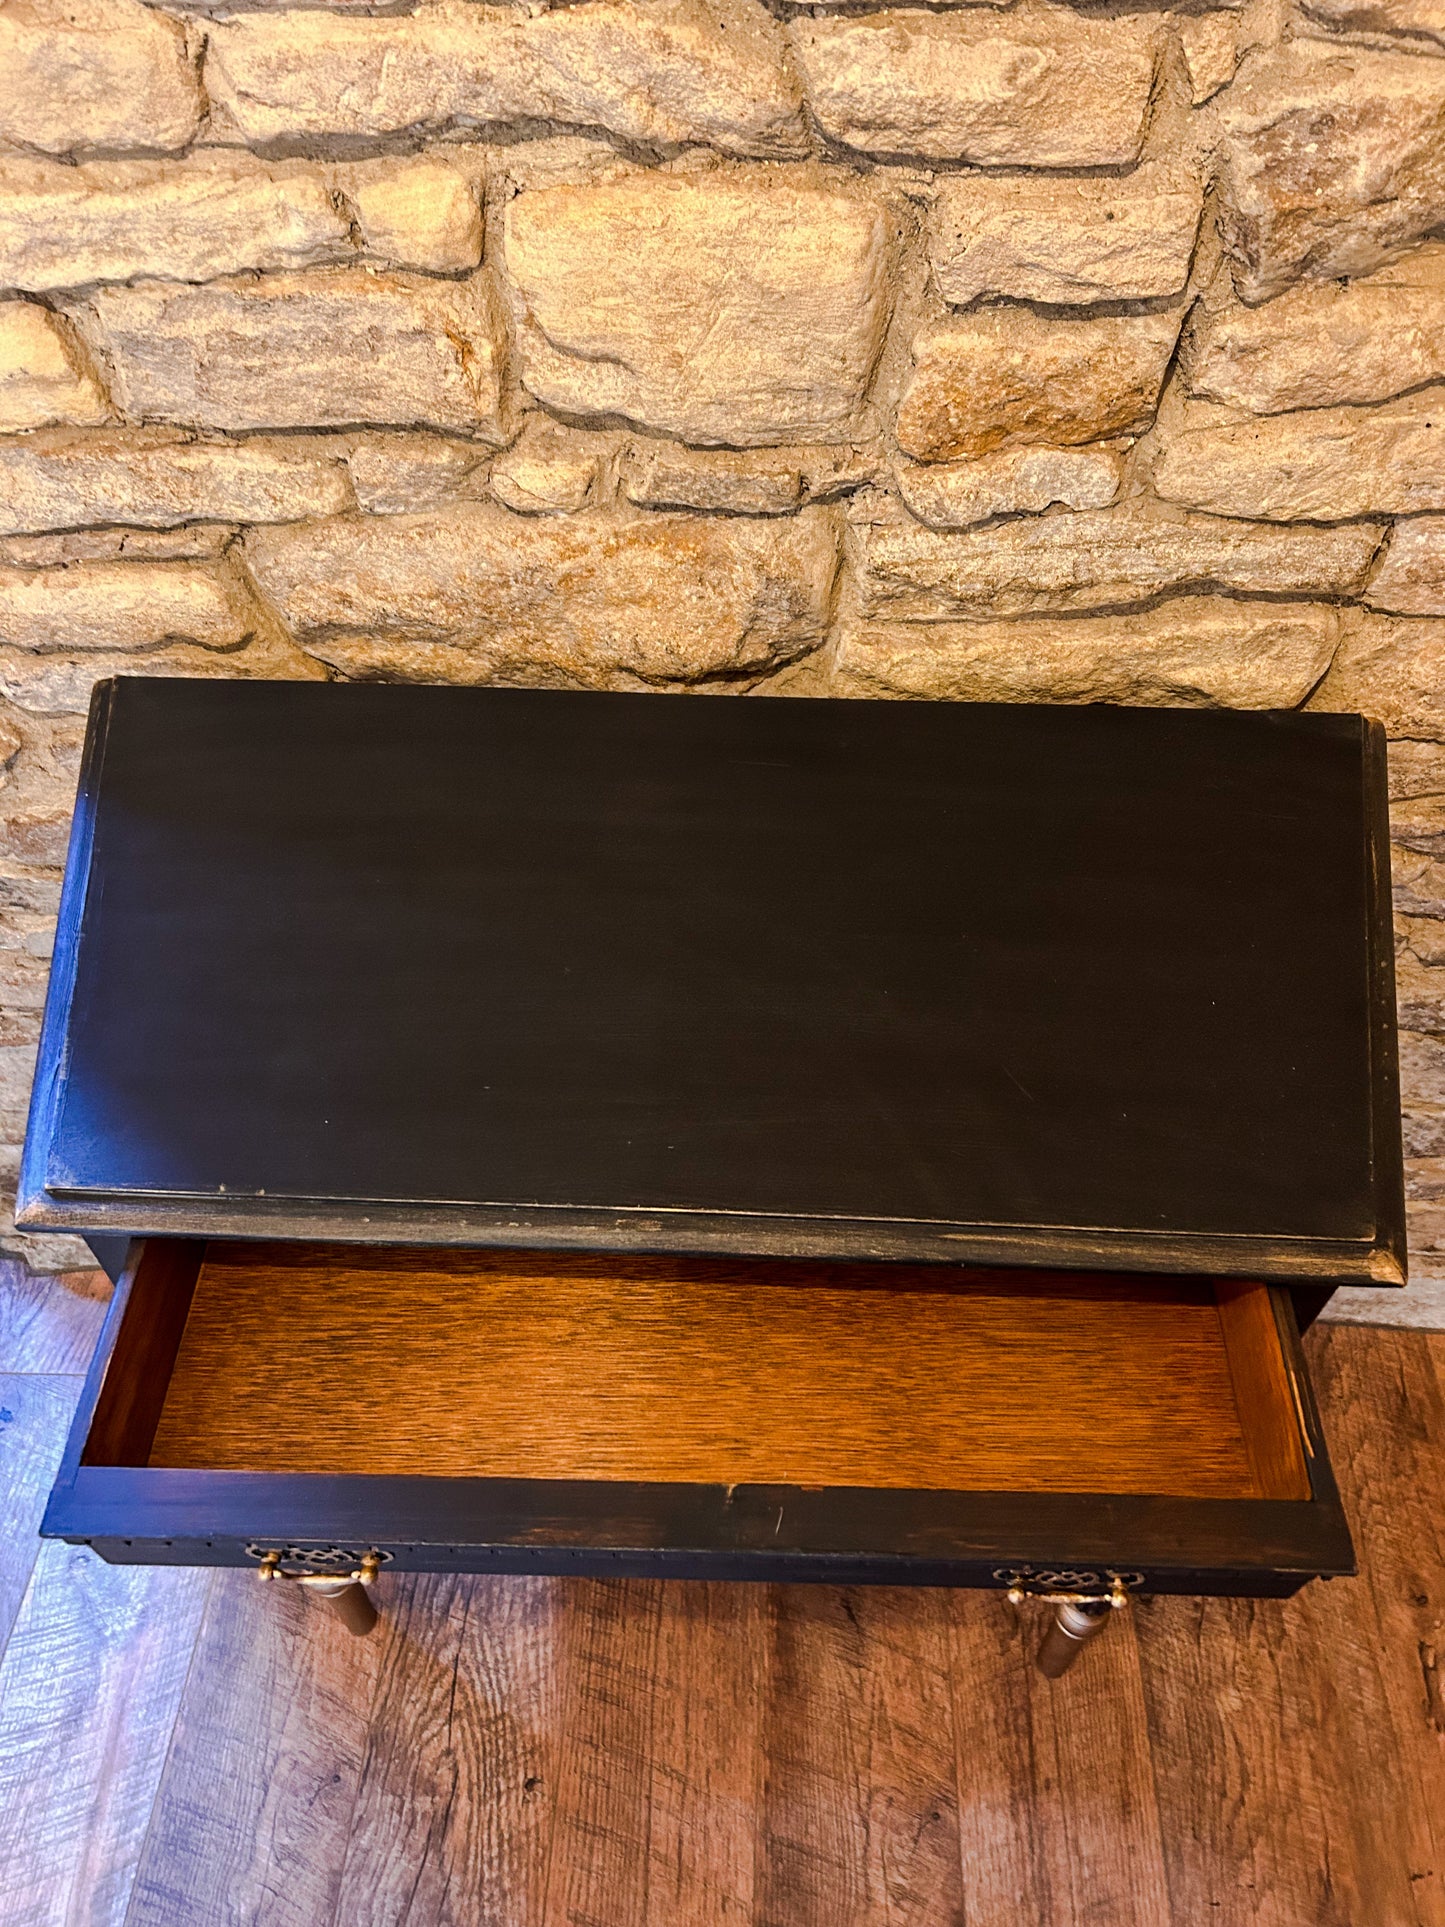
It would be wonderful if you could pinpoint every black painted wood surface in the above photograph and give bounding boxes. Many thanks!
[19,677,1404,1283]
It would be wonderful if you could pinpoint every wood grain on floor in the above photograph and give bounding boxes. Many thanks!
[0,1372,82,1659]
[0,1260,1441,1927]
[0,1261,109,1375]
[125,1564,383,1927]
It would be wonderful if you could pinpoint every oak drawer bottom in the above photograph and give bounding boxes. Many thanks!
[145,1243,1304,1501]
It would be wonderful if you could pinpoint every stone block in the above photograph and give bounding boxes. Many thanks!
[0,606,322,712]
[854,503,1383,619]
[0,153,353,296]
[502,172,890,446]
[0,824,64,873]
[1366,518,1445,614]
[1217,42,1445,302]
[1186,245,1445,414]
[86,269,510,438]
[834,597,1340,707]
[1178,13,1244,106]
[1301,0,1445,54]
[1153,395,1445,520]
[896,309,1181,463]
[894,446,1123,530]
[1397,844,1445,921]
[0,557,260,655]
[331,157,483,275]
[0,702,82,888]
[1402,1027,1445,1120]
[0,945,53,1012]
[490,421,602,515]
[205,0,806,158]
[0,1047,41,1152]
[347,435,487,515]
[245,502,841,687]
[1397,951,1445,1031]
[0,302,109,433]
[1389,737,1445,803]
[0,545,320,707]
[1309,609,1445,737]
[0,0,202,157]
[0,152,484,295]
[790,5,1162,166]
[1400,1032,1445,1159]
[0,888,63,928]
[0,429,355,536]
[0,1227,98,1272]
[621,442,869,513]
[620,443,799,515]
[928,165,1202,308]
[0,527,235,567]
[0,645,321,714]
[1404,917,1445,969]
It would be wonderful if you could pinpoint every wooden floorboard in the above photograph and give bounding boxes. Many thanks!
[335,1572,560,1927]
[0,1371,82,1665]
[757,1586,962,1927]
[634,1580,769,1927]
[539,1578,668,1927]
[1135,1324,1445,1927]
[537,1577,773,1927]
[947,1588,1171,1927]
[0,1249,1441,1927]
[124,1570,383,1927]
[0,1547,209,1927]
[0,1260,110,1375]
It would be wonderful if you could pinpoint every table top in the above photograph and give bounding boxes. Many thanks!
[19,677,1404,1285]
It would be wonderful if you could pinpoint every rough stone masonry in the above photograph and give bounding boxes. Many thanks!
[0,0,1443,1275]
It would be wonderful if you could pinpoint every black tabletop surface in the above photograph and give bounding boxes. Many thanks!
[19,678,1403,1283]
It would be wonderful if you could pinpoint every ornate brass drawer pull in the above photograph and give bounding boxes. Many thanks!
[255,1548,382,1586]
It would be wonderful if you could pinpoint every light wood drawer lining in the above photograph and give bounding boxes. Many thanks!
[139,1245,1310,1500]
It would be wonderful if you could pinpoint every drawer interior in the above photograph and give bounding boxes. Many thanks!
[85,1242,1312,1501]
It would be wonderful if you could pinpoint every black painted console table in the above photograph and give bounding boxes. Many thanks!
[20,679,1404,1672]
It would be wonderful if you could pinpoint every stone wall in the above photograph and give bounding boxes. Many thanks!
[0,0,1442,1274]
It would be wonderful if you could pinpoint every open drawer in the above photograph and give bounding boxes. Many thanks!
[43,1239,1352,1599]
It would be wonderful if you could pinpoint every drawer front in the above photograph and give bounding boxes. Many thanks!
[70,1540,1312,1600]
[42,1239,1353,1597]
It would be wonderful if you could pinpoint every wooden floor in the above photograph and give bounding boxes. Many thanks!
[0,1262,1441,1927]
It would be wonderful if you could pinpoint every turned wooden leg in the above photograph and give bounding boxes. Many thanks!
[303,1574,380,1636]
[1035,1598,1114,1678]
